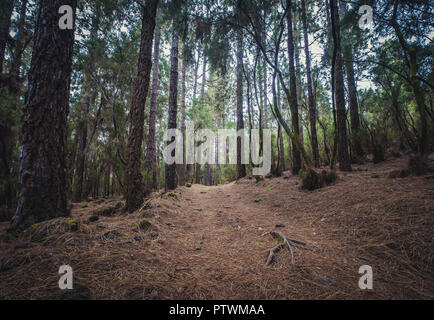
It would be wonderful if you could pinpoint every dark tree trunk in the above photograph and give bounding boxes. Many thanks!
[72,4,101,203]
[124,0,159,212]
[344,51,364,159]
[391,1,428,156]
[236,31,246,179]
[263,59,268,129]
[10,0,77,230]
[0,0,14,75]
[278,124,285,173]
[145,8,161,190]
[9,0,27,88]
[0,0,27,210]
[72,96,90,202]
[339,2,364,159]
[193,43,201,101]
[301,0,320,167]
[215,115,221,183]
[286,0,302,174]
[293,8,304,148]
[330,0,351,171]
[178,43,187,186]
[165,24,179,191]
[195,48,207,184]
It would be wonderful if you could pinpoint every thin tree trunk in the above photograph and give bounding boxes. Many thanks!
[178,43,187,186]
[0,0,27,210]
[286,0,302,174]
[11,0,77,230]
[339,2,364,159]
[301,0,320,167]
[201,53,212,186]
[293,7,304,148]
[263,59,268,129]
[72,4,101,202]
[193,42,201,101]
[72,96,90,202]
[0,0,14,75]
[9,0,27,89]
[391,0,428,156]
[236,30,246,179]
[145,8,161,190]
[165,23,179,190]
[124,0,159,212]
[344,50,364,159]
[195,47,207,184]
[330,0,351,171]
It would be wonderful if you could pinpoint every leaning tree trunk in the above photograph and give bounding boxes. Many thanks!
[165,23,179,191]
[301,0,320,168]
[236,31,246,179]
[10,0,77,230]
[391,1,428,156]
[293,8,304,148]
[145,8,161,190]
[124,0,159,212]
[286,0,302,174]
[330,0,351,171]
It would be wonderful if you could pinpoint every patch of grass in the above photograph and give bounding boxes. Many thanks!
[165,192,178,199]
[66,219,79,232]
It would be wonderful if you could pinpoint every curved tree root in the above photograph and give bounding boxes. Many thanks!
[265,231,307,266]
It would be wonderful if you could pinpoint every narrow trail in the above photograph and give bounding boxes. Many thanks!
[0,157,433,299]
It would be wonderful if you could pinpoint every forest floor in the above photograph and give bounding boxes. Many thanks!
[0,156,433,299]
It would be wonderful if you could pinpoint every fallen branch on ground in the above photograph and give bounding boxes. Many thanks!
[270,231,307,246]
[265,231,307,266]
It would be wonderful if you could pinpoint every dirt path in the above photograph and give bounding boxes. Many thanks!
[0,157,433,299]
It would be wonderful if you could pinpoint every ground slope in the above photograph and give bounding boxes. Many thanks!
[0,157,433,299]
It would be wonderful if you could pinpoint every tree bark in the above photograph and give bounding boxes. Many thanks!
[72,96,90,202]
[236,30,246,179]
[165,23,179,191]
[124,0,159,212]
[301,0,320,167]
[293,7,304,148]
[0,0,14,75]
[178,42,187,186]
[330,0,351,171]
[286,0,302,174]
[391,0,428,156]
[0,0,27,210]
[339,2,364,159]
[11,0,77,230]
[195,47,207,184]
[145,8,161,190]
[9,0,27,89]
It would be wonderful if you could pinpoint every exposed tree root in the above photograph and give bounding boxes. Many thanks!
[265,231,307,266]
